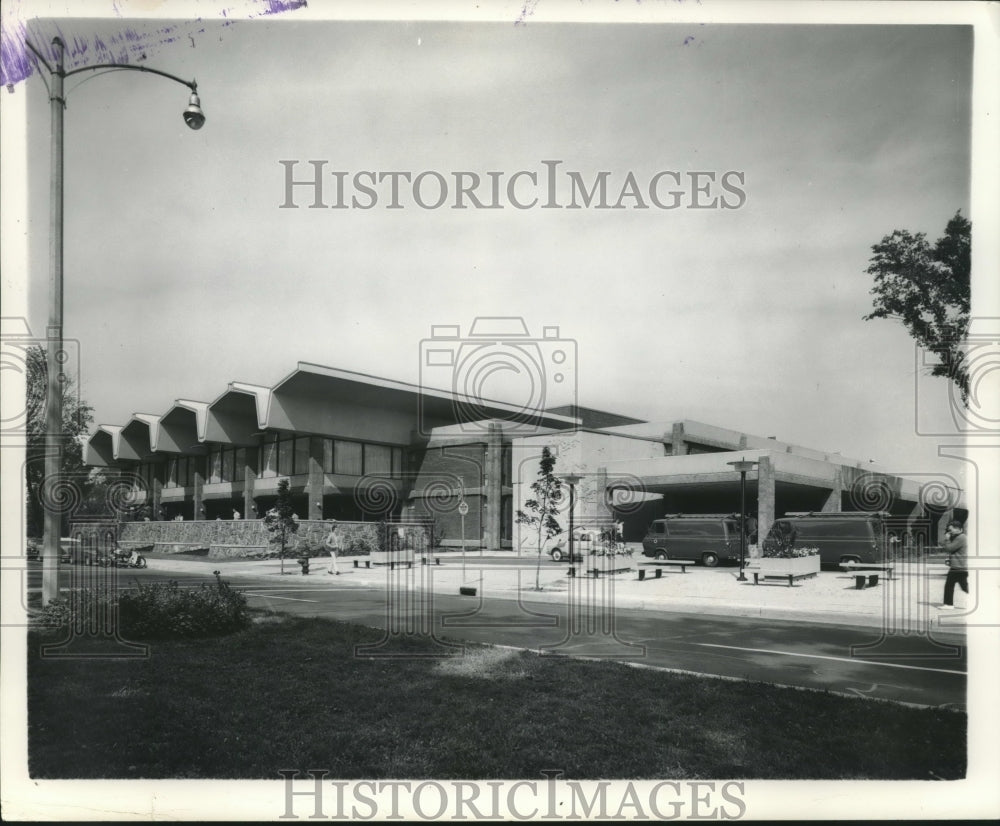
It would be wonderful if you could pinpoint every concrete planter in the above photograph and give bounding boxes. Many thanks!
[758,555,820,578]
[371,549,415,566]
[587,556,634,577]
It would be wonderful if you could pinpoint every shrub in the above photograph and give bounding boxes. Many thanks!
[761,521,796,557]
[34,573,250,639]
[31,588,117,630]
[119,572,250,638]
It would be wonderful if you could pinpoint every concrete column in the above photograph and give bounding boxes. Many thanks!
[484,423,503,550]
[595,466,614,526]
[671,422,688,456]
[243,450,257,519]
[757,455,776,539]
[819,468,842,512]
[308,436,325,520]
[192,459,205,520]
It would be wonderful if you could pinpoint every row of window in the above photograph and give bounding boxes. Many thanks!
[151,437,406,488]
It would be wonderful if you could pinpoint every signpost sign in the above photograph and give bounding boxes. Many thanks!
[458,500,468,578]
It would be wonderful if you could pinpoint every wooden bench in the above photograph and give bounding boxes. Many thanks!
[586,566,632,578]
[839,565,895,590]
[352,559,418,569]
[752,571,818,587]
[568,565,633,578]
[638,562,689,580]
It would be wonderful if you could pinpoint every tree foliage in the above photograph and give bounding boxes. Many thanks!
[515,446,563,590]
[25,345,94,535]
[864,211,971,403]
[263,478,299,574]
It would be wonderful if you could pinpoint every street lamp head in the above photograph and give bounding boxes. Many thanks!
[562,473,582,486]
[183,92,205,130]
[727,459,759,474]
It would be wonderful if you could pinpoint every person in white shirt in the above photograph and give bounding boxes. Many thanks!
[325,520,341,575]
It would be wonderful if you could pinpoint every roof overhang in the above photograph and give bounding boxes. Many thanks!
[273,362,579,431]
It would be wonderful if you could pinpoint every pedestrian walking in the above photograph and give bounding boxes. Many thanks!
[325,520,341,575]
[939,519,968,609]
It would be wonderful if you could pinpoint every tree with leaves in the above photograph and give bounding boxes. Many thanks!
[515,446,563,591]
[25,344,94,536]
[263,478,299,575]
[864,211,971,404]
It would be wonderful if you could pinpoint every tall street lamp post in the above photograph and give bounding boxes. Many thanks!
[727,458,758,582]
[27,37,205,605]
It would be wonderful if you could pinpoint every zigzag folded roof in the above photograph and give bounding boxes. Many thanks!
[84,362,580,465]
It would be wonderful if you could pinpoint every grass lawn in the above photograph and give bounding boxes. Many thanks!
[28,614,965,780]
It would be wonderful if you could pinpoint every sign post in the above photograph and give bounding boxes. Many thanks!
[458,499,469,580]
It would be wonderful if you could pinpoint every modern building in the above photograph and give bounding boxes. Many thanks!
[83,361,967,552]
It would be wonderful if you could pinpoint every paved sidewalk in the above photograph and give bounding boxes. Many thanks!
[146,551,968,636]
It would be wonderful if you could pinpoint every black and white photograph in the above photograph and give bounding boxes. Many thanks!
[2,0,998,820]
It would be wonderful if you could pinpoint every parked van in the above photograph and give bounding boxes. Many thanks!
[641,514,742,567]
[767,512,888,566]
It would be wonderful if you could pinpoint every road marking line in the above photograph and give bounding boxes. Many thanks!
[245,592,318,603]
[694,643,965,675]
[240,589,341,594]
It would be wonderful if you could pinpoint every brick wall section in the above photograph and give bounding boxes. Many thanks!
[409,442,486,547]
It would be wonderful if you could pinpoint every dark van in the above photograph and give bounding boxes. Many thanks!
[768,512,888,566]
[641,514,741,567]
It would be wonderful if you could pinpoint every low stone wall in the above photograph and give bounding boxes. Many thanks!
[209,544,272,559]
[76,518,436,559]
[118,520,268,548]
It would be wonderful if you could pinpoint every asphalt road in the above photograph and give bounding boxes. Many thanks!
[23,562,966,710]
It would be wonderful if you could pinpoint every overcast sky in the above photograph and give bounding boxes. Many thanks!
[8,2,989,485]
[3,2,1000,819]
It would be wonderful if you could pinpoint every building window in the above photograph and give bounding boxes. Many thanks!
[295,437,311,475]
[221,448,235,483]
[166,458,178,488]
[335,440,363,475]
[234,448,246,483]
[209,448,223,483]
[260,437,278,478]
[392,447,404,478]
[177,457,189,488]
[322,439,334,474]
[364,443,392,475]
[277,438,294,476]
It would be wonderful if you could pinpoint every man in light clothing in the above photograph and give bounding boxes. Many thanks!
[325,520,341,575]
